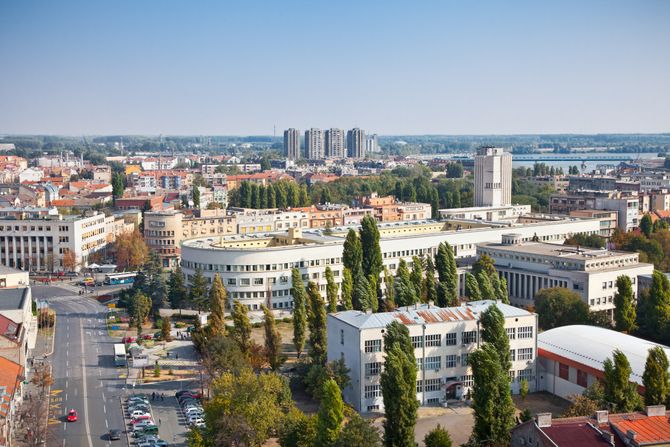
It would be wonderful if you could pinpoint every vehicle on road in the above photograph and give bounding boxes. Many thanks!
[127,394,147,401]
[114,343,127,366]
[67,409,78,422]
[132,420,155,431]
[104,272,138,285]
[108,429,122,440]
[122,336,137,343]
[79,278,95,286]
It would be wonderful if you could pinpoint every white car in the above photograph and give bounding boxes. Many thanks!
[129,410,151,419]
[188,416,204,426]
[184,407,204,415]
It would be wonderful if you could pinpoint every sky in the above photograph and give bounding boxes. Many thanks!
[0,0,669,136]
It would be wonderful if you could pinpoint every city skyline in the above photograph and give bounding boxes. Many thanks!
[1,1,669,135]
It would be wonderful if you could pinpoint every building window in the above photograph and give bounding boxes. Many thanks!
[425,334,441,347]
[445,332,457,346]
[559,363,569,380]
[239,278,250,286]
[518,368,533,383]
[364,385,381,399]
[445,355,457,368]
[461,353,469,367]
[518,326,533,339]
[416,358,423,371]
[340,330,344,345]
[424,378,441,392]
[365,339,382,353]
[506,327,516,339]
[461,375,474,387]
[253,278,263,285]
[365,362,381,376]
[510,349,516,362]
[577,369,588,387]
[411,335,424,349]
[518,348,533,361]
[367,405,379,412]
[462,331,477,345]
[425,356,441,370]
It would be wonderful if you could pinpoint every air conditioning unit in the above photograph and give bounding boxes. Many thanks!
[434,369,440,372]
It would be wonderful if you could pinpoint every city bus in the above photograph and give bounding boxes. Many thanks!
[113,343,127,366]
[103,272,138,285]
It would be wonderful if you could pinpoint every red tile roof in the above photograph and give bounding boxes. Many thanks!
[542,421,615,446]
[610,414,670,445]
[0,356,23,398]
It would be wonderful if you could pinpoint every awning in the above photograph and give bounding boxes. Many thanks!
[443,380,462,389]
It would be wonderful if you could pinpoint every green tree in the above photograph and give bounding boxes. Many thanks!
[563,394,601,417]
[353,272,371,311]
[262,304,285,371]
[535,287,590,330]
[161,315,172,342]
[128,291,151,337]
[291,268,308,358]
[480,304,511,371]
[343,229,363,275]
[334,414,381,447]
[341,268,353,310]
[472,254,496,278]
[315,379,345,447]
[209,273,227,337]
[360,216,383,279]
[279,408,317,447]
[641,214,653,238]
[410,256,424,298]
[638,271,670,343]
[187,426,206,447]
[381,321,418,447]
[464,273,482,301]
[383,267,396,308]
[445,162,464,179]
[424,424,452,447]
[423,257,437,304]
[368,274,379,313]
[476,271,495,300]
[325,266,339,312]
[192,185,201,208]
[189,267,209,312]
[231,300,252,355]
[469,343,515,447]
[167,266,188,310]
[112,172,125,198]
[603,349,643,413]
[307,281,328,366]
[520,379,529,401]
[642,346,670,406]
[395,260,417,307]
[614,275,637,333]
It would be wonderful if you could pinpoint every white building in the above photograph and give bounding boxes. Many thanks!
[284,128,301,160]
[305,128,325,160]
[18,168,43,183]
[595,196,639,231]
[327,300,538,413]
[538,325,670,400]
[474,147,512,207]
[439,204,531,222]
[0,265,29,288]
[477,235,654,317]
[180,217,602,311]
[325,128,346,159]
[347,128,366,159]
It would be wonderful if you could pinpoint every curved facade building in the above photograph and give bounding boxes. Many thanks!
[180,217,602,311]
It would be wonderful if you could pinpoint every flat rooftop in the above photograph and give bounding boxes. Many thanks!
[479,241,636,261]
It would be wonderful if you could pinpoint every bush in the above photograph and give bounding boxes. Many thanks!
[175,322,186,328]
[38,310,55,328]
[154,363,161,377]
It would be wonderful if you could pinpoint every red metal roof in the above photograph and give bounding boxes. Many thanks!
[610,414,670,445]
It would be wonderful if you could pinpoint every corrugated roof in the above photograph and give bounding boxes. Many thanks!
[538,325,670,386]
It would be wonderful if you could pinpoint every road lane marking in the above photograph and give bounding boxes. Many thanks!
[105,419,108,428]
[103,404,106,414]
[79,318,94,447]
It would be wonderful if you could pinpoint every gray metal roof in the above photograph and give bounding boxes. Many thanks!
[0,287,29,310]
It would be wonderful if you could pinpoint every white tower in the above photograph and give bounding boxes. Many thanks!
[474,147,512,207]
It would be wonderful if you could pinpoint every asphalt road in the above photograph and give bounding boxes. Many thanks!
[33,286,127,447]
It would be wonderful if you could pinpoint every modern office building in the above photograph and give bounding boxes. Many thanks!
[347,128,366,159]
[283,128,301,160]
[180,217,602,311]
[325,128,346,158]
[474,147,512,207]
[477,235,653,317]
[595,195,640,231]
[305,128,325,160]
[327,300,537,412]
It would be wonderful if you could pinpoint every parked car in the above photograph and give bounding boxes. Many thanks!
[130,409,151,419]
[141,334,153,340]
[122,336,137,343]
[132,420,155,431]
[136,435,160,444]
[67,409,78,422]
[133,425,159,436]
[108,429,122,440]
[188,416,204,426]
[128,405,150,413]
[130,415,153,424]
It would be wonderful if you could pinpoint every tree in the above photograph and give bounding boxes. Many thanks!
[360,215,383,279]
[395,261,417,307]
[472,254,496,278]
[262,304,285,371]
[353,272,371,311]
[189,267,209,312]
[638,271,670,344]
[291,268,308,358]
[112,172,125,198]
[424,425,452,447]
[334,414,381,447]
[315,379,345,447]
[563,394,601,417]
[535,287,590,330]
[192,185,201,208]
[161,315,172,342]
[167,266,188,310]
[423,257,437,304]
[209,273,227,337]
[206,369,293,447]
[381,321,418,447]
[603,349,643,413]
[62,249,78,272]
[279,408,317,447]
[641,214,653,238]
[445,162,464,179]
[384,267,396,308]
[368,274,379,313]
[128,291,151,337]
[476,271,495,300]
[187,426,206,447]
[642,346,670,406]
[612,276,637,333]
[469,343,515,447]
[464,273,481,301]
[231,300,252,355]
[480,304,511,372]
[343,229,363,275]
[307,281,328,365]
[435,243,457,304]
[341,268,353,310]
[325,266,339,312]
[520,379,529,401]
[410,256,423,298]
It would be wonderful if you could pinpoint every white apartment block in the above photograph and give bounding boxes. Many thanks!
[327,300,538,413]
[347,128,366,159]
[477,234,654,318]
[180,217,602,311]
[305,128,325,160]
[595,196,639,231]
[0,212,112,272]
[474,147,512,207]
[325,128,346,158]
[439,204,531,222]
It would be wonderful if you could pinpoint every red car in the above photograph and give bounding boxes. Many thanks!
[67,409,78,422]
[122,336,136,343]
[141,334,153,340]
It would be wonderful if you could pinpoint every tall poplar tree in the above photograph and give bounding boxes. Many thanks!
[189,267,209,312]
[465,273,482,301]
[341,268,353,311]
[262,304,284,371]
[480,305,510,371]
[352,272,371,311]
[208,273,227,336]
[410,256,424,298]
[325,266,339,313]
[360,216,383,279]
[315,378,345,447]
[307,281,328,366]
[231,300,252,355]
[614,275,637,333]
[423,257,437,304]
[291,267,308,358]
[167,266,188,310]
[642,346,670,406]
[380,321,418,447]
[476,272,496,300]
[383,267,396,309]
[343,229,362,275]
[603,349,643,412]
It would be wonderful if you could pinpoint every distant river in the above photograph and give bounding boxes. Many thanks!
[511,152,659,172]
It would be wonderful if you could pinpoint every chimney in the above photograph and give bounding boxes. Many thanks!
[645,405,666,417]
[536,413,552,428]
[596,410,609,424]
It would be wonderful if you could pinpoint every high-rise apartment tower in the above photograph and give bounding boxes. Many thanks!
[305,128,325,160]
[284,128,301,160]
[325,128,346,158]
[347,128,366,159]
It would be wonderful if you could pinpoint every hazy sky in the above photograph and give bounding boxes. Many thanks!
[1,0,669,135]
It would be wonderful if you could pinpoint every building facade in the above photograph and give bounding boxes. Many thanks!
[325,128,346,158]
[327,301,538,412]
[305,128,325,160]
[474,147,512,207]
[284,128,301,160]
[347,128,366,159]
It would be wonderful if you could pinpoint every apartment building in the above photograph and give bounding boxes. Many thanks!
[477,235,653,318]
[284,128,301,160]
[305,128,325,160]
[347,128,366,159]
[568,210,618,237]
[355,193,432,222]
[595,195,640,231]
[325,128,346,158]
[327,300,537,412]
